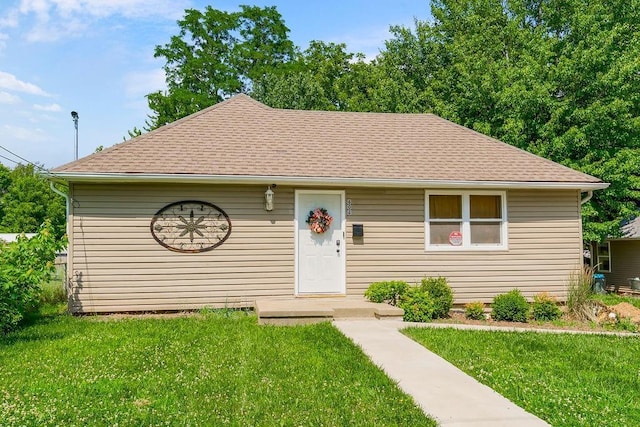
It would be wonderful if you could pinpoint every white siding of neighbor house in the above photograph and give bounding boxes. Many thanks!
[68,184,582,312]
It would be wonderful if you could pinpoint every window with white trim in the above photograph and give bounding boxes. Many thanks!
[594,242,611,272]
[425,191,508,250]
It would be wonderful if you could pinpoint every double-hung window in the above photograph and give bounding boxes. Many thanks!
[425,191,507,250]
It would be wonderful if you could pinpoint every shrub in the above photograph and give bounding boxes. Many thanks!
[0,220,63,334]
[567,266,595,320]
[492,289,529,322]
[399,287,435,322]
[465,301,486,320]
[531,292,561,321]
[364,281,409,306]
[420,276,453,318]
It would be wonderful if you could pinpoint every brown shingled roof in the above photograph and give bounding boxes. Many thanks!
[52,94,604,186]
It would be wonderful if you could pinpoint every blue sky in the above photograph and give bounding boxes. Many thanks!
[0,1,431,169]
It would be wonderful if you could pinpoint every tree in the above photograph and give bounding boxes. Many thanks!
[253,41,389,112]
[0,220,62,333]
[0,164,66,239]
[254,41,352,110]
[146,5,295,129]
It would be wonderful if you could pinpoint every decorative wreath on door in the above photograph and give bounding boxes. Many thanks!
[306,207,333,234]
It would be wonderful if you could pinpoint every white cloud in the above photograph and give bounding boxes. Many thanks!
[50,0,189,19]
[2,124,50,142]
[26,17,86,42]
[0,71,50,96]
[33,102,61,111]
[0,91,20,104]
[123,68,166,98]
[0,9,19,28]
[9,0,189,42]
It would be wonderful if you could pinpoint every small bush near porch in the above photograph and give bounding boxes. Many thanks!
[404,327,640,427]
[0,308,434,426]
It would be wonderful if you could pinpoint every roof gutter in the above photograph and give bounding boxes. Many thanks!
[580,190,593,205]
[45,172,610,191]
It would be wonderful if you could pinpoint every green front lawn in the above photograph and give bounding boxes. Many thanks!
[404,327,640,427]
[1,309,434,426]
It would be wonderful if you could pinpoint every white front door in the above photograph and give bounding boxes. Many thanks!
[296,190,345,294]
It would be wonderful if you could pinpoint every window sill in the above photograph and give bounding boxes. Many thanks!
[425,245,509,252]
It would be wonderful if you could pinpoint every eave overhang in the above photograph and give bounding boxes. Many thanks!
[44,172,610,191]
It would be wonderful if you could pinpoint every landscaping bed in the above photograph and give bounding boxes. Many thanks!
[426,294,640,334]
[432,308,639,333]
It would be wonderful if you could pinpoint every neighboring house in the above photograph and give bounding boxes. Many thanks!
[592,217,640,286]
[48,95,607,313]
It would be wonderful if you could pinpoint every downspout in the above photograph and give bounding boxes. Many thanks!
[580,190,593,205]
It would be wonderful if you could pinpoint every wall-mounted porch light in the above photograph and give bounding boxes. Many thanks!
[264,185,275,211]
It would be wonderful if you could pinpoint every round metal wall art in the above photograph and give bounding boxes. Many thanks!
[150,200,232,253]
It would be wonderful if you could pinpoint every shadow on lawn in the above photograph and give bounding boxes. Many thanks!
[0,304,71,346]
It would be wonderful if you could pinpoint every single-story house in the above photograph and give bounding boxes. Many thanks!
[591,217,640,287]
[48,94,608,313]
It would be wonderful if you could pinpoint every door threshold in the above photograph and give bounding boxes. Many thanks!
[295,294,347,298]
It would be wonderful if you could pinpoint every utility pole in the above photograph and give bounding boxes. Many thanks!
[71,111,79,160]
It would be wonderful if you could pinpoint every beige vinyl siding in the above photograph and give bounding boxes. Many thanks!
[605,240,640,286]
[69,183,295,313]
[344,188,582,303]
[70,183,583,312]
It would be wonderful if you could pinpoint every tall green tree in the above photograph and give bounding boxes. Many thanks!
[0,164,66,239]
[253,41,365,110]
[146,5,295,129]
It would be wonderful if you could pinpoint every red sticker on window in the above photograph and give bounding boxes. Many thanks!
[449,231,462,246]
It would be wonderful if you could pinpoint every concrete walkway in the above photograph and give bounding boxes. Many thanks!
[334,320,551,427]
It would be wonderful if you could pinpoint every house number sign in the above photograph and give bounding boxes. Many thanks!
[150,200,232,253]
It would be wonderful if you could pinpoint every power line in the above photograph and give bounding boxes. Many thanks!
[0,145,49,173]
[0,153,21,166]
[0,145,67,181]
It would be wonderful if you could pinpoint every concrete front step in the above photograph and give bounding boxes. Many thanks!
[256,297,403,325]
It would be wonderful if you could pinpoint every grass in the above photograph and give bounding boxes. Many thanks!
[404,327,640,427]
[0,308,434,426]
[38,266,66,305]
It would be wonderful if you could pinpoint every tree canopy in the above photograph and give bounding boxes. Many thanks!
[0,164,66,240]
[146,5,295,129]
[140,1,640,242]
